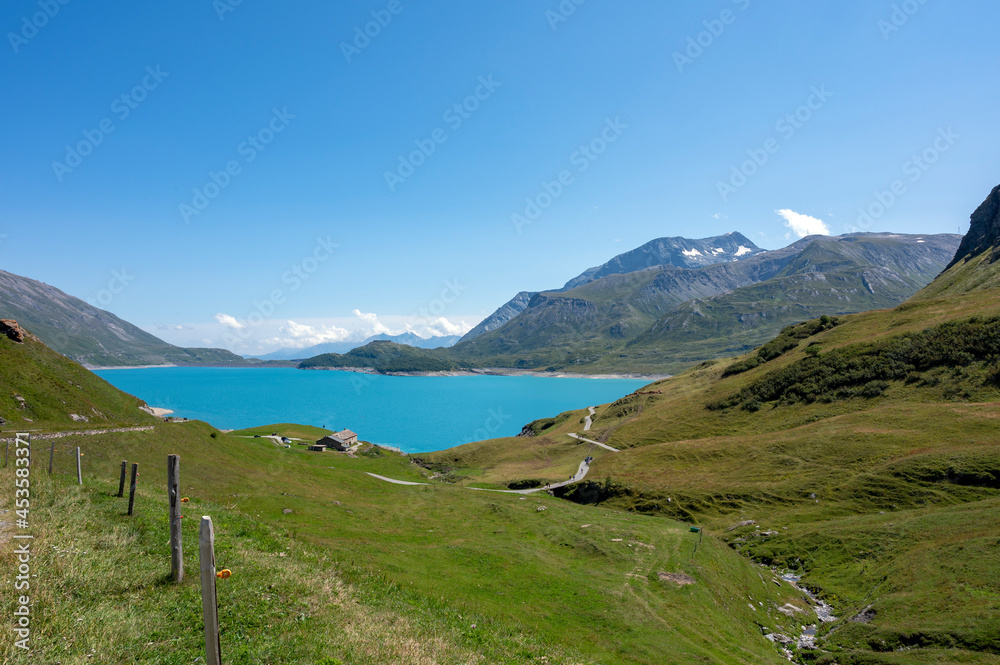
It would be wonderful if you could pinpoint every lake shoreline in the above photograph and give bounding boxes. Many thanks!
[300,366,671,381]
[94,367,655,453]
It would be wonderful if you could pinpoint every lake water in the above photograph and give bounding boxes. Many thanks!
[94,368,651,453]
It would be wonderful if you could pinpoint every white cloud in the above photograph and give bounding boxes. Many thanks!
[776,209,830,238]
[352,309,393,336]
[422,317,472,337]
[260,320,351,349]
[215,313,246,330]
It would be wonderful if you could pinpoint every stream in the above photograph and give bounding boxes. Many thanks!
[779,572,837,649]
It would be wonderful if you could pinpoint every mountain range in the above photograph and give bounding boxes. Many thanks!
[0,230,962,374]
[305,231,960,374]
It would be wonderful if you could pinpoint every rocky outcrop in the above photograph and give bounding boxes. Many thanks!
[947,184,1000,269]
[0,319,25,343]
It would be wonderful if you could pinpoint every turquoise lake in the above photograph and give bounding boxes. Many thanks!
[94,368,651,453]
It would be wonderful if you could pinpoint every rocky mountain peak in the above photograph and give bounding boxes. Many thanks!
[947,184,1000,269]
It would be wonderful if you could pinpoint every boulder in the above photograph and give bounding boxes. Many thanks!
[0,319,25,343]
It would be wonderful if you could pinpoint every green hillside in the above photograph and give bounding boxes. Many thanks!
[299,339,470,372]
[423,187,1000,664]
[0,323,155,430]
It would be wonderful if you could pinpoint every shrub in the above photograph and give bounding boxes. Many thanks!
[711,316,1000,411]
[722,316,840,377]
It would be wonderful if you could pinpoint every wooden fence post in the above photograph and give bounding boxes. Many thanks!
[127,463,138,516]
[117,461,127,497]
[200,516,222,665]
[48,442,55,475]
[76,447,82,485]
[167,455,183,583]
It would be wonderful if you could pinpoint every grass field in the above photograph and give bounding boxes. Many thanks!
[1,420,808,664]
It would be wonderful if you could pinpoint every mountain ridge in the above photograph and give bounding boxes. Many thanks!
[0,269,281,368]
[302,232,961,375]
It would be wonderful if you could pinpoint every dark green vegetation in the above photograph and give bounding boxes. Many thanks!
[1,333,806,664]
[300,233,960,375]
[299,340,468,372]
[722,315,840,377]
[714,315,1000,411]
[427,187,1000,664]
[0,269,288,368]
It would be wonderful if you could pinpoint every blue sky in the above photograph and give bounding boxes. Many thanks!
[1,0,998,354]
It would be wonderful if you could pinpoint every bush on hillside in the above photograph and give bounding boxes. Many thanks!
[711,316,1000,411]
[722,315,840,377]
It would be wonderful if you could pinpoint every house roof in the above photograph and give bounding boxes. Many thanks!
[335,429,358,439]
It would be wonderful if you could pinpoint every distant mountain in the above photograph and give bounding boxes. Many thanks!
[0,269,272,368]
[623,233,961,368]
[258,332,462,360]
[305,232,960,374]
[459,291,537,343]
[458,233,765,346]
[561,232,764,291]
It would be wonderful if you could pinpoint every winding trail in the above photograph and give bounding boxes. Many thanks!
[365,473,429,486]
[469,459,591,494]
[567,432,620,452]
[365,404,615,492]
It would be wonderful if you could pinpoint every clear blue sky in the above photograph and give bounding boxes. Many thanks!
[1,1,998,353]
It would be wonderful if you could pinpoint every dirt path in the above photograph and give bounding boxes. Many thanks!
[567,432,619,452]
[584,406,596,432]
[365,473,429,486]
[368,459,592,494]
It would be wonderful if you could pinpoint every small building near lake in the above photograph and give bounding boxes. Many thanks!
[316,429,359,451]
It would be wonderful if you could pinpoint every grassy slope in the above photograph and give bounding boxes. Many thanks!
[0,333,155,430]
[428,266,1000,663]
[0,421,806,664]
